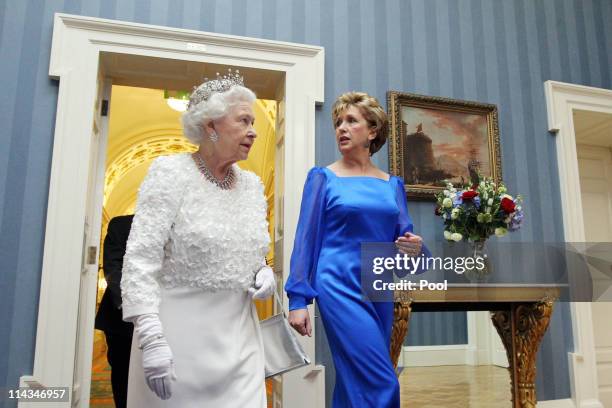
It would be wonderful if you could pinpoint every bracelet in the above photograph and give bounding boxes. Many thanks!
[138,333,164,350]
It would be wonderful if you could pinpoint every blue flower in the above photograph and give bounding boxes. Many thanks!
[455,194,480,209]
[508,209,524,231]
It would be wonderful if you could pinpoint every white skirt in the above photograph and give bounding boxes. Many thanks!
[126,287,266,408]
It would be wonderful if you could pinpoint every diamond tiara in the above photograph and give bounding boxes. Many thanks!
[187,69,245,110]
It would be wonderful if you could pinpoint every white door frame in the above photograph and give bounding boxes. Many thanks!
[544,80,611,408]
[20,13,324,408]
[69,78,112,407]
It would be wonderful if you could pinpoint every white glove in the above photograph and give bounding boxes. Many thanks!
[133,313,177,400]
[248,266,275,300]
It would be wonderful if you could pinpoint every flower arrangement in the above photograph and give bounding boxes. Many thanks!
[434,176,524,242]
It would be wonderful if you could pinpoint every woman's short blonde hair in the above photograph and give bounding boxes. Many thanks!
[331,92,388,155]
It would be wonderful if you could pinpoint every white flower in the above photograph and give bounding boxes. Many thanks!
[495,227,508,237]
[451,208,460,220]
[444,230,452,240]
[443,189,450,197]
[501,193,513,200]
[498,185,507,194]
[487,198,493,206]
[450,232,463,242]
[442,197,453,208]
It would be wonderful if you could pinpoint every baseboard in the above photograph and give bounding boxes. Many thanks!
[538,398,575,408]
[492,349,509,367]
[402,345,471,367]
[464,346,487,366]
[514,396,605,408]
[312,364,326,408]
[577,400,606,408]
[18,376,61,408]
[569,351,606,408]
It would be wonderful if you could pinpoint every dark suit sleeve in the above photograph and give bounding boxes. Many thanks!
[103,218,130,309]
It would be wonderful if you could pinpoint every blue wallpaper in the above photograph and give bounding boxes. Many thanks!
[1,0,611,406]
[405,311,468,346]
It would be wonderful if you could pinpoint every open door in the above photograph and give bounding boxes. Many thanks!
[274,81,325,408]
[577,130,612,408]
[271,76,286,408]
[71,74,111,407]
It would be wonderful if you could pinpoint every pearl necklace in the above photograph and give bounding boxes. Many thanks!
[192,153,235,190]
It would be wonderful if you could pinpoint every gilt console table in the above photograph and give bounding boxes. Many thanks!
[390,285,563,408]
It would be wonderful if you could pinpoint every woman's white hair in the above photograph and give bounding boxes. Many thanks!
[181,85,256,145]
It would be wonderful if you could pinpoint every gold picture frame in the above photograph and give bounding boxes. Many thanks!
[387,91,502,200]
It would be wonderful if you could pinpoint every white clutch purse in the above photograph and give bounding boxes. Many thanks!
[260,291,311,378]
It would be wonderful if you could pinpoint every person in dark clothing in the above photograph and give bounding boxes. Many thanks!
[95,214,134,408]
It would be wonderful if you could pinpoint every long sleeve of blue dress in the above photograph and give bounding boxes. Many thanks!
[285,167,327,311]
[394,177,415,238]
[393,177,431,273]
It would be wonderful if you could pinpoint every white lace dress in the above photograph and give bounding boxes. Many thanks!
[121,153,270,408]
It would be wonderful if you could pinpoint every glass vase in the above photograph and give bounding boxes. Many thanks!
[464,240,492,283]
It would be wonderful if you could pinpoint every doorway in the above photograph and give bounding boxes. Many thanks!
[81,54,286,408]
[574,109,612,408]
[545,80,612,408]
[25,14,324,408]
[88,81,279,406]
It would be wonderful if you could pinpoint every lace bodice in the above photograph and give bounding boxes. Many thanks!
[121,153,270,319]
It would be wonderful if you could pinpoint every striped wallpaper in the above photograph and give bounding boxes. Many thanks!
[1,0,610,405]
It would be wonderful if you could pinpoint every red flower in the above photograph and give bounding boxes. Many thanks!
[462,190,479,200]
[500,197,516,213]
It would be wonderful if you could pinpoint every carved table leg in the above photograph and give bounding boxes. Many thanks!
[491,301,554,408]
[391,298,412,373]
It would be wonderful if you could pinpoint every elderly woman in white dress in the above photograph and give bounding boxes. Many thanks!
[120,71,274,407]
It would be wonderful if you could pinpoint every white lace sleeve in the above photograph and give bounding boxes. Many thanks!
[121,156,183,320]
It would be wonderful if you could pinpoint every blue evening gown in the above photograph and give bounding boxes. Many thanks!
[285,167,427,408]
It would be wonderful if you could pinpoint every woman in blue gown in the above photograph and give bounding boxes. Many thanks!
[285,92,427,407]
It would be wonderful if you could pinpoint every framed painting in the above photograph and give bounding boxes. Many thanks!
[387,91,502,200]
